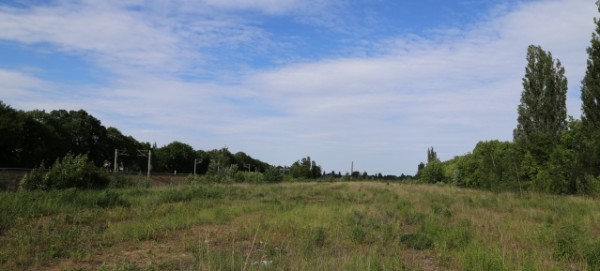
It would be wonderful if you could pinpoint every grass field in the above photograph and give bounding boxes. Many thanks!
[1,181,600,270]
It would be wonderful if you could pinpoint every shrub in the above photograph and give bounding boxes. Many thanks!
[20,153,110,190]
[205,165,239,183]
[263,167,284,183]
[420,161,445,184]
[20,164,48,190]
[185,175,204,184]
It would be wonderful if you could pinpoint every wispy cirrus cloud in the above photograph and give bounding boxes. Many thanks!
[0,0,596,174]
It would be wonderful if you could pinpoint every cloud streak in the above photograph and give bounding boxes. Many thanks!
[0,0,596,174]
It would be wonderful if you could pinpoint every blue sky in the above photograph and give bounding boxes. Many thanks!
[0,0,596,175]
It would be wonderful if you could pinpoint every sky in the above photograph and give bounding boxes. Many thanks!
[0,0,597,176]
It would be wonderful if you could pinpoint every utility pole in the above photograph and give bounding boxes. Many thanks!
[351,161,354,179]
[113,149,128,173]
[194,158,203,176]
[137,150,152,179]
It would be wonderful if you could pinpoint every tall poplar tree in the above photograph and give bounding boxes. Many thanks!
[514,45,568,161]
[582,1,600,130]
[427,147,438,163]
[580,1,600,177]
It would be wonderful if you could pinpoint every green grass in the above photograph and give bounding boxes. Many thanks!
[1,181,599,270]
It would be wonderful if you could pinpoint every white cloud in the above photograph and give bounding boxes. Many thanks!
[200,0,302,14]
[0,0,596,174]
[0,69,45,93]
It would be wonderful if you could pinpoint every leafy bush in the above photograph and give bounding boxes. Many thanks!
[19,164,48,190]
[420,161,445,184]
[20,153,110,190]
[263,167,284,183]
[185,175,204,184]
[205,165,239,183]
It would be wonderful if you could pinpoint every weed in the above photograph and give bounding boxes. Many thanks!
[431,203,453,219]
[402,211,427,226]
[554,224,586,261]
[311,226,326,247]
[108,173,136,189]
[350,225,368,244]
[96,190,130,208]
[434,219,473,251]
[400,233,433,250]
[587,239,600,271]
[461,246,506,271]
[379,223,394,244]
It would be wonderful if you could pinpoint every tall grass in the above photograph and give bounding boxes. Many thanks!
[1,182,599,270]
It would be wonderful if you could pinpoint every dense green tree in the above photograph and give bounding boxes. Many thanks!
[193,150,210,175]
[416,162,425,177]
[514,45,568,163]
[419,146,445,183]
[427,147,438,163]
[582,1,600,130]
[233,151,270,173]
[452,141,521,190]
[106,127,150,172]
[581,2,600,177]
[18,111,59,167]
[289,156,322,179]
[154,141,196,173]
[263,166,283,183]
[0,101,277,184]
[420,160,445,183]
[41,109,111,165]
[206,147,235,173]
[0,102,22,167]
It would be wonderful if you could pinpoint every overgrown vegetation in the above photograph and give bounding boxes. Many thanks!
[20,153,111,190]
[1,182,600,270]
[417,4,600,196]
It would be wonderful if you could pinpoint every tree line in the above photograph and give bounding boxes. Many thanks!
[0,100,414,188]
[417,3,600,195]
[0,103,276,176]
